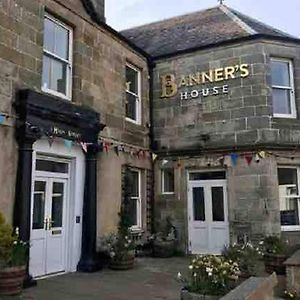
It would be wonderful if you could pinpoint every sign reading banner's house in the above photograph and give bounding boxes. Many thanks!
[160,64,250,100]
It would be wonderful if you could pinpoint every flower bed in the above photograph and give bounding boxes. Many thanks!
[178,255,240,297]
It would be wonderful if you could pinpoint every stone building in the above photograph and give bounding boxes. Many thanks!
[0,0,151,280]
[1,0,300,281]
[123,5,300,254]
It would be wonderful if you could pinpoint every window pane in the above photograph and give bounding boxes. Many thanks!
[278,168,298,188]
[129,171,139,197]
[33,181,46,230]
[51,58,67,94]
[278,168,300,226]
[44,17,55,53]
[193,187,205,221]
[128,199,138,226]
[273,88,291,115]
[52,182,64,228]
[212,187,225,222]
[126,93,137,120]
[271,61,290,86]
[42,55,51,90]
[36,160,69,173]
[280,195,300,226]
[163,169,174,193]
[126,66,138,94]
[55,23,69,60]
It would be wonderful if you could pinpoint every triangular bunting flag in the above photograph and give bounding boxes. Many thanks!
[80,142,88,153]
[0,114,5,125]
[47,135,55,148]
[152,153,157,161]
[114,146,119,156]
[258,151,266,159]
[223,156,231,167]
[64,139,73,152]
[244,154,253,166]
[230,153,239,166]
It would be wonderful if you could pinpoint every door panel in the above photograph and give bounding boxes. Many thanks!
[30,176,68,278]
[188,180,229,255]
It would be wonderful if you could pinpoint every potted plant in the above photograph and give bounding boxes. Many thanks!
[222,241,263,279]
[152,216,177,258]
[0,212,29,296]
[261,235,288,275]
[101,200,136,270]
[178,255,240,300]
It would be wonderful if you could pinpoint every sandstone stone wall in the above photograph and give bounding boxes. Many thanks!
[0,0,151,235]
[152,40,300,152]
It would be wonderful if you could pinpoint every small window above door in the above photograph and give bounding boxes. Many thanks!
[36,159,69,173]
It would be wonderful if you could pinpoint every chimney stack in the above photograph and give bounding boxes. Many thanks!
[92,0,105,22]
[84,0,105,23]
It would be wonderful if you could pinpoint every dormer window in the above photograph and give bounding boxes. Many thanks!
[42,15,72,100]
[271,58,296,118]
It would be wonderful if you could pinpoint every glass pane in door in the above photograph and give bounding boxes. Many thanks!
[212,187,225,222]
[33,181,46,229]
[51,182,64,228]
[193,187,205,221]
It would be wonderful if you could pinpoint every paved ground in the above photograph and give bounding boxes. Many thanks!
[4,257,189,300]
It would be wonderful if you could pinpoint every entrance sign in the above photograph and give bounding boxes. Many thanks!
[160,64,250,100]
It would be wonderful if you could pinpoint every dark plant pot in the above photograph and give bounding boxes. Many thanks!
[109,253,135,270]
[0,265,26,296]
[264,253,287,275]
[153,240,175,258]
[181,289,221,300]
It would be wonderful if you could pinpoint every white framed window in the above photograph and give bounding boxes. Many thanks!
[127,168,142,230]
[278,167,300,231]
[42,14,73,100]
[125,64,141,124]
[162,168,175,194]
[271,58,296,118]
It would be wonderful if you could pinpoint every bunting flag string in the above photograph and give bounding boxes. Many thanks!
[0,114,5,125]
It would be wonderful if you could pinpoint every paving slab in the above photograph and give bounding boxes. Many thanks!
[1,257,189,300]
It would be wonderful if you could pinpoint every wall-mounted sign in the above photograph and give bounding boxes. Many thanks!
[160,64,250,100]
[51,126,82,140]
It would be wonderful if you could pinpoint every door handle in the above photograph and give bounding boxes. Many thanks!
[44,218,48,230]
[48,218,54,230]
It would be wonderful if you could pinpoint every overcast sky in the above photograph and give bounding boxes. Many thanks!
[106,0,300,38]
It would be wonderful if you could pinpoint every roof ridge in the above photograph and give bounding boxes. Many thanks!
[121,5,220,32]
[219,5,257,35]
[227,6,297,39]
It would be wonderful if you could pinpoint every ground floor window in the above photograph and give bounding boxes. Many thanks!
[161,168,175,194]
[127,168,142,230]
[278,167,300,230]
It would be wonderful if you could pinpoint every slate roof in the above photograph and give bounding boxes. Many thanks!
[121,5,300,59]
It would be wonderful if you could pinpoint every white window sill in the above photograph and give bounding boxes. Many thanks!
[125,117,141,126]
[42,87,71,101]
[281,226,300,232]
[161,192,175,195]
[273,114,297,119]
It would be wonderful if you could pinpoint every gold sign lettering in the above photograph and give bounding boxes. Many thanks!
[160,64,250,98]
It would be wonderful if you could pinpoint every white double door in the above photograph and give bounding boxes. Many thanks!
[188,180,229,255]
[30,175,68,278]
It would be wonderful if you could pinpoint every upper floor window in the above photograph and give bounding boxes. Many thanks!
[42,15,72,100]
[271,58,296,118]
[126,64,141,124]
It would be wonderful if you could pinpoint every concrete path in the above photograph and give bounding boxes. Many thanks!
[4,257,189,300]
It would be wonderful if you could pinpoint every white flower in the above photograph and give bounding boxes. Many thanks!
[189,265,193,270]
[177,272,182,280]
[110,251,116,258]
[13,241,17,245]
[15,227,19,236]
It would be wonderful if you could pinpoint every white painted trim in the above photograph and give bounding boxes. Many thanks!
[30,139,85,276]
[271,58,296,119]
[125,63,142,125]
[42,14,73,101]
